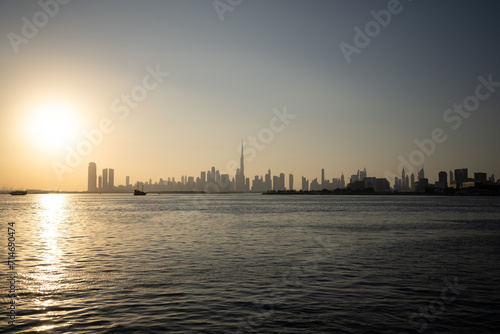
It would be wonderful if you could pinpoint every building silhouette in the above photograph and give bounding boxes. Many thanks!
[102,169,108,191]
[88,162,97,192]
[418,167,425,181]
[109,169,115,191]
[438,171,448,189]
[236,144,245,192]
[454,168,468,188]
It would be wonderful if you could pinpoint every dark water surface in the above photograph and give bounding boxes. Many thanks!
[1,194,499,333]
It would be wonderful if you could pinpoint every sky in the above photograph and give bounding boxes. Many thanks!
[1,0,499,191]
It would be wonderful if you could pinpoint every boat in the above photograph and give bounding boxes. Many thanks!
[134,189,146,196]
[10,190,27,195]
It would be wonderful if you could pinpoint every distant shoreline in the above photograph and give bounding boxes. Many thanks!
[1,190,499,196]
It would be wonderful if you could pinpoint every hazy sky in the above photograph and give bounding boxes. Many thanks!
[1,0,499,191]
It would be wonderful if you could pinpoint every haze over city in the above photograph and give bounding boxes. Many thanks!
[1,0,499,191]
[2,2,500,333]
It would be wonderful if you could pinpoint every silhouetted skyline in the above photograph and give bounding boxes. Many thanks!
[86,152,497,194]
[1,1,500,191]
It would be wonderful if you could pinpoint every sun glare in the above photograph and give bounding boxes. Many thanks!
[28,101,81,152]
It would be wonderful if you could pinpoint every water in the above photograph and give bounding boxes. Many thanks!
[1,194,499,333]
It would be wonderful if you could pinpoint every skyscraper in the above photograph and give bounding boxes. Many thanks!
[102,169,108,191]
[265,169,272,191]
[321,168,325,188]
[279,173,285,190]
[418,167,425,181]
[360,168,367,181]
[240,142,244,180]
[302,176,309,191]
[289,173,294,190]
[438,171,448,188]
[88,162,97,192]
[236,144,245,192]
[454,168,468,188]
[109,169,115,191]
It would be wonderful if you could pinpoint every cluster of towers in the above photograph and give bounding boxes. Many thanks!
[87,162,114,192]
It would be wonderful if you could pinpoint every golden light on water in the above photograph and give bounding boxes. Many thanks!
[30,195,69,297]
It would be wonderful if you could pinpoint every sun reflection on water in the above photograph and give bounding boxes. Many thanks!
[26,194,72,329]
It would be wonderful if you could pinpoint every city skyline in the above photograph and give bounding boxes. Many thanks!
[1,1,500,191]
[85,150,497,194]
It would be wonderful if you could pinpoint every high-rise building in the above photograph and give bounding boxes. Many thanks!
[289,174,294,190]
[109,169,115,191]
[449,170,454,184]
[236,144,245,192]
[265,169,272,191]
[438,171,448,188]
[98,175,102,190]
[215,170,220,186]
[301,176,308,191]
[340,173,345,189]
[454,168,468,188]
[360,168,367,181]
[310,178,320,191]
[88,162,97,192]
[102,169,108,191]
[402,169,406,190]
[218,174,228,192]
[321,169,325,188]
[279,173,285,190]
[273,175,279,191]
[240,143,244,179]
[418,167,425,181]
[411,173,415,188]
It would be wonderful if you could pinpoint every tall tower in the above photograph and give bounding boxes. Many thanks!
[240,142,244,180]
[109,169,115,191]
[402,169,406,190]
[418,167,425,181]
[321,168,325,188]
[88,162,97,192]
[236,143,245,192]
[102,169,108,191]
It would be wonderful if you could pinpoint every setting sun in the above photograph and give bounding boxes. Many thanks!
[27,101,81,153]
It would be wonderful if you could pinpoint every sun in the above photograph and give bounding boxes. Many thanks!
[28,101,81,153]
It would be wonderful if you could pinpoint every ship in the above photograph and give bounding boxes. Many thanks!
[10,190,27,195]
[134,189,146,196]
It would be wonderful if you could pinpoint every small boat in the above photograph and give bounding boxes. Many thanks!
[10,190,27,195]
[134,189,146,196]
